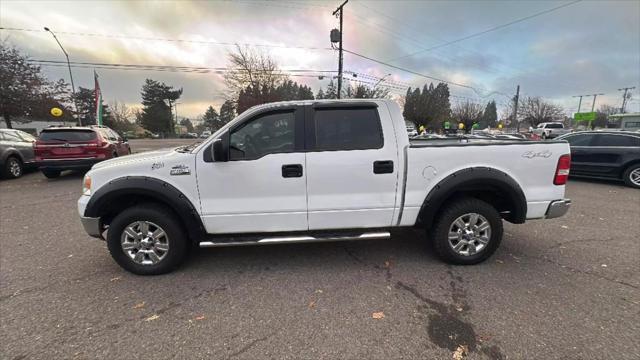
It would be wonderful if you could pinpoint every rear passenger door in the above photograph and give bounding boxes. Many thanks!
[304,104,399,230]
[590,134,640,177]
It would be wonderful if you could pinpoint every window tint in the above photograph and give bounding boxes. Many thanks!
[39,130,97,141]
[229,111,295,160]
[594,134,640,147]
[564,134,594,146]
[314,108,383,151]
[545,123,563,129]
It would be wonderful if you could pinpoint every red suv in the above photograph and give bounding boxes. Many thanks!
[35,125,131,178]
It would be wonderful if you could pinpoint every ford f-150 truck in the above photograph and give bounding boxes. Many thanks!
[78,100,572,275]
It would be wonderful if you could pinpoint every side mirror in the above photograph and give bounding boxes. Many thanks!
[212,138,228,162]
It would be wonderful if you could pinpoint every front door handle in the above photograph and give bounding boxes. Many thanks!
[373,160,394,174]
[282,164,303,178]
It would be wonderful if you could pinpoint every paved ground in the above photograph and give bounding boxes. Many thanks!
[1,139,639,360]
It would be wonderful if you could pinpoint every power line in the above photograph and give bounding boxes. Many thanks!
[0,27,331,51]
[388,0,582,62]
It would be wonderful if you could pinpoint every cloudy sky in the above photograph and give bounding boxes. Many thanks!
[2,0,639,119]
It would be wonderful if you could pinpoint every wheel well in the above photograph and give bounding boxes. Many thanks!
[621,160,640,178]
[100,194,178,228]
[416,167,527,229]
[4,151,23,163]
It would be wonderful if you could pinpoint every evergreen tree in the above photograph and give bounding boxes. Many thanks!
[139,79,182,135]
[180,118,194,133]
[202,106,219,131]
[480,100,498,128]
[316,89,325,100]
[219,100,236,125]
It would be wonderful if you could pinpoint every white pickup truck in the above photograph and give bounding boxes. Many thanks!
[532,122,571,139]
[78,100,572,275]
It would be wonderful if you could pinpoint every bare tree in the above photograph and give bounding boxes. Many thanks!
[452,100,483,130]
[110,101,133,123]
[517,96,564,127]
[223,45,285,99]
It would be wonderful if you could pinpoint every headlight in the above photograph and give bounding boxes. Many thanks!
[82,175,92,196]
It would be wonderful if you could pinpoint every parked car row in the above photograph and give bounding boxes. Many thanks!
[0,125,131,180]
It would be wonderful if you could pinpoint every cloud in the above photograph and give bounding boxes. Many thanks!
[1,0,639,117]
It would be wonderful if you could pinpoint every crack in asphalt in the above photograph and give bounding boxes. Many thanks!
[227,332,274,358]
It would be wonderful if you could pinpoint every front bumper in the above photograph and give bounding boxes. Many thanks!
[80,216,104,239]
[545,199,571,219]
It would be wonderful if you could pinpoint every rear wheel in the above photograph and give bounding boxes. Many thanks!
[107,204,188,275]
[623,164,640,189]
[41,169,61,179]
[430,198,503,265]
[3,156,23,179]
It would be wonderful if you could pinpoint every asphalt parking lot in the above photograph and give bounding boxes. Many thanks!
[1,139,639,360]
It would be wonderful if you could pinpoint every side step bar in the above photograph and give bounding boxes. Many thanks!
[199,231,391,248]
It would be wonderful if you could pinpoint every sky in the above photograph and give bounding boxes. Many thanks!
[1,0,639,120]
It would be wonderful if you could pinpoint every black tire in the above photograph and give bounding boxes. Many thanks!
[541,132,547,140]
[622,164,640,189]
[41,169,61,179]
[2,156,23,179]
[107,203,188,275]
[429,197,503,265]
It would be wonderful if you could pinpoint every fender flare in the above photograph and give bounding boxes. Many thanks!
[1,149,23,164]
[418,167,527,228]
[84,176,206,241]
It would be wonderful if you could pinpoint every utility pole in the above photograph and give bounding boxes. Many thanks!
[332,0,348,99]
[572,94,589,113]
[44,27,80,125]
[618,87,636,113]
[590,93,604,112]
[513,85,520,131]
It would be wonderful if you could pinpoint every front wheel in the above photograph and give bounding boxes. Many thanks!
[107,204,187,275]
[430,198,503,265]
[623,164,640,189]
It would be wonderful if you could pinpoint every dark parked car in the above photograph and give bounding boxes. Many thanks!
[34,125,131,178]
[557,131,640,188]
[0,129,37,179]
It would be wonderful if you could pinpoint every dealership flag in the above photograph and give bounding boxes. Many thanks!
[94,70,103,126]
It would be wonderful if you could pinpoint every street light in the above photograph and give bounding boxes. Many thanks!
[44,27,80,125]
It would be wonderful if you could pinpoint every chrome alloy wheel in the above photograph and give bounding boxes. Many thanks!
[8,158,21,177]
[448,213,491,256]
[630,168,640,187]
[121,221,170,265]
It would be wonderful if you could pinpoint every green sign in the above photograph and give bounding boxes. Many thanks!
[472,123,479,129]
[574,112,596,121]
[443,121,450,129]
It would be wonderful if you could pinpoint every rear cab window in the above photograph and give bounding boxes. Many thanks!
[39,130,97,142]
[312,107,383,151]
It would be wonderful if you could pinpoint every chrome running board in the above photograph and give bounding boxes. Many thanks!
[199,231,391,248]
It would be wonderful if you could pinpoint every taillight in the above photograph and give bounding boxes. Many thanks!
[554,154,571,185]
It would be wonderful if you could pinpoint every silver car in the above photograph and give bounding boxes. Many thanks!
[0,129,36,179]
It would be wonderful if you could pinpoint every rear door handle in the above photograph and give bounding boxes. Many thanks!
[282,164,303,178]
[373,160,394,174]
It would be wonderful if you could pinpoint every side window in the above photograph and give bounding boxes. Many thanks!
[564,134,594,146]
[313,108,383,151]
[229,111,295,160]
[594,134,640,147]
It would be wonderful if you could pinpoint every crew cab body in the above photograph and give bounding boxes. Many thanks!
[532,122,571,139]
[78,100,572,274]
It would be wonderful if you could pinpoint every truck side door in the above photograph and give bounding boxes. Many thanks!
[196,107,308,234]
[304,103,399,230]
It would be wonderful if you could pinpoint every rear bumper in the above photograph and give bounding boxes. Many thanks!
[545,199,571,219]
[38,158,102,170]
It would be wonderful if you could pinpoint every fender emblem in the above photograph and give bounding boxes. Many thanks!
[522,150,552,159]
[170,164,190,176]
[151,162,164,170]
